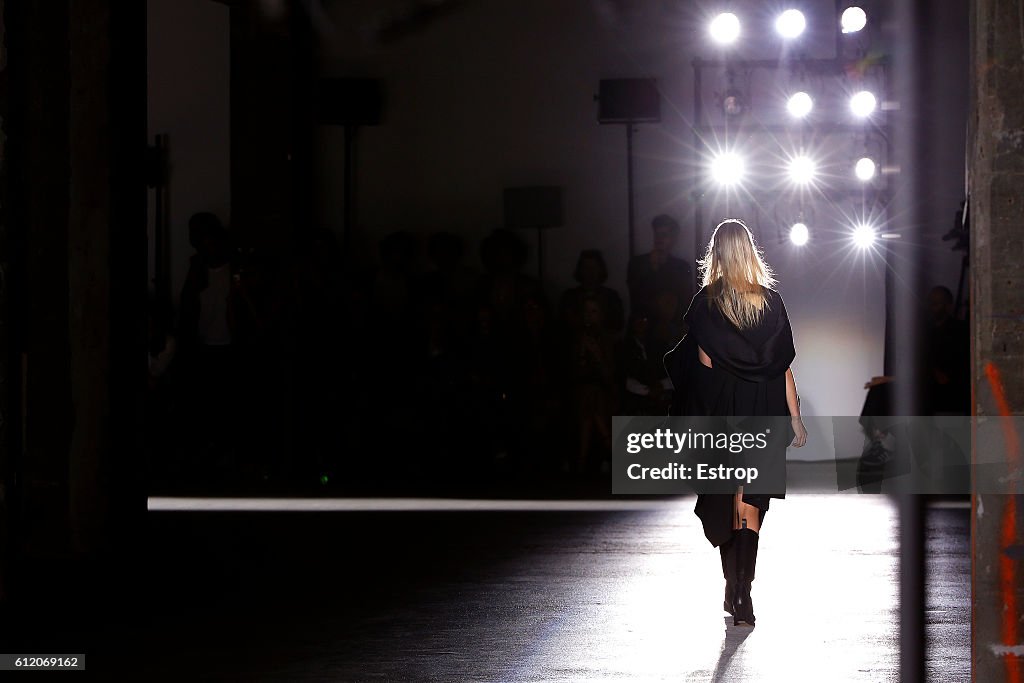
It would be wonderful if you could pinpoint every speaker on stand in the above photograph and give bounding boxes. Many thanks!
[596,78,661,259]
[503,186,564,281]
[317,78,384,265]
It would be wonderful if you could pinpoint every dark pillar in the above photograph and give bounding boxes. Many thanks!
[0,0,147,656]
[970,0,1024,680]
[891,2,930,679]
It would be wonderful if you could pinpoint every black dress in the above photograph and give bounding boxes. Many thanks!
[664,285,796,547]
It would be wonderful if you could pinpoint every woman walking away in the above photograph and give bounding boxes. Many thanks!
[665,219,808,627]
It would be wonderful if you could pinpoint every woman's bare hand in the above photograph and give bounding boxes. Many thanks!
[791,416,808,448]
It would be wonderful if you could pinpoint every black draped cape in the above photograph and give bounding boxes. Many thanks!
[664,285,796,547]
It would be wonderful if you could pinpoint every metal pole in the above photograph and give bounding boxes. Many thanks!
[894,0,927,678]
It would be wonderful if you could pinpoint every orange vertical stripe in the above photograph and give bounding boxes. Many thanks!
[986,362,1021,682]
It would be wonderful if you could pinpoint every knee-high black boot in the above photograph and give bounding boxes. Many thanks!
[720,533,737,615]
[733,528,759,626]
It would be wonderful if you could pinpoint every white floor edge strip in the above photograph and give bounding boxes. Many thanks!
[147,497,687,512]
[147,495,968,512]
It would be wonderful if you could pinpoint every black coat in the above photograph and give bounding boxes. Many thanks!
[664,286,796,547]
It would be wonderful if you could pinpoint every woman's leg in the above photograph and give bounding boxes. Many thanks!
[732,488,762,533]
[731,487,760,626]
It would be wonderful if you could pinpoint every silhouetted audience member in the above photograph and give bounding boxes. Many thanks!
[367,231,421,427]
[176,213,240,476]
[408,292,471,479]
[923,285,969,415]
[229,231,296,481]
[369,231,419,333]
[857,284,970,490]
[860,284,970,418]
[146,293,178,482]
[512,292,567,474]
[568,294,617,474]
[415,231,478,342]
[148,293,177,392]
[476,229,546,334]
[282,231,349,481]
[179,213,234,350]
[463,302,517,471]
[627,214,693,320]
[617,307,670,416]
[559,249,625,335]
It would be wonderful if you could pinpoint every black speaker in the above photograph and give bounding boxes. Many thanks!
[317,78,384,125]
[598,78,661,124]
[503,187,563,229]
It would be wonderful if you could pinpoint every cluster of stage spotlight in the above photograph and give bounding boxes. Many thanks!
[709,6,868,44]
[785,89,880,120]
[707,8,880,249]
[709,153,879,187]
[785,219,879,248]
[710,150,882,248]
[711,7,880,122]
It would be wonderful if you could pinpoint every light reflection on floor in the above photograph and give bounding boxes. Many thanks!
[510,495,900,682]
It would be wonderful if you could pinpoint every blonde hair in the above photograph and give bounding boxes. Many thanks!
[698,219,777,329]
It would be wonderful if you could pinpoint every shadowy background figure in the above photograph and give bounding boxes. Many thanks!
[627,214,693,321]
[176,212,241,486]
[559,249,624,335]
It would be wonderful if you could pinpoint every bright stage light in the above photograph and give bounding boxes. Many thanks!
[775,9,806,38]
[789,222,809,246]
[855,157,876,181]
[852,223,877,248]
[710,13,741,44]
[787,92,813,118]
[850,91,877,118]
[841,7,867,33]
[710,152,745,186]
[788,156,817,184]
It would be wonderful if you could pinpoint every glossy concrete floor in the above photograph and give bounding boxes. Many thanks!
[139,495,968,682]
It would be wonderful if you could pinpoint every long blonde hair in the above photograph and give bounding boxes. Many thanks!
[698,219,777,329]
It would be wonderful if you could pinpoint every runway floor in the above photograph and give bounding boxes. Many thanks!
[130,495,968,682]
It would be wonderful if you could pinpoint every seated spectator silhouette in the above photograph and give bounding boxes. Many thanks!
[475,229,546,335]
[513,292,566,474]
[559,249,624,335]
[369,231,419,334]
[857,283,970,490]
[176,212,239,476]
[568,294,617,475]
[617,307,671,416]
[415,232,478,343]
[463,302,517,474]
